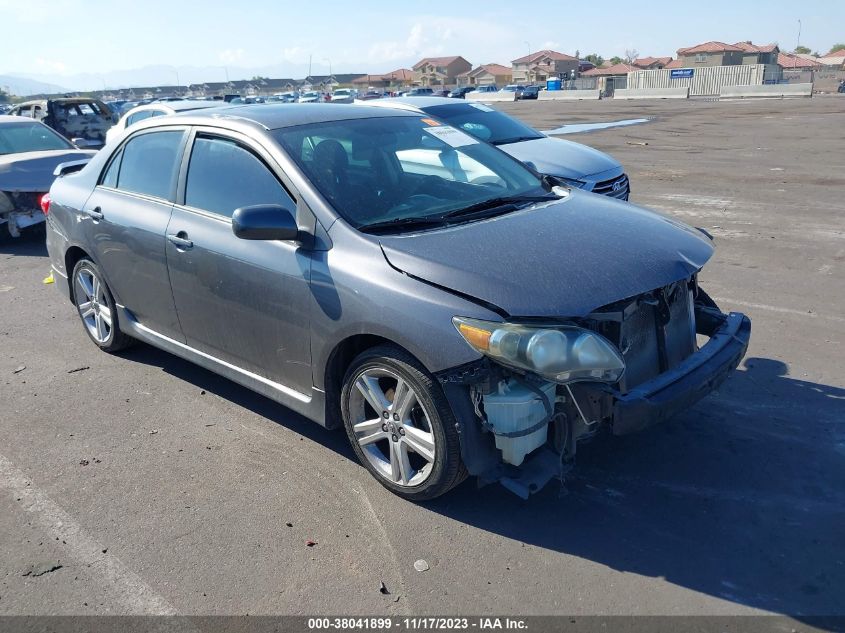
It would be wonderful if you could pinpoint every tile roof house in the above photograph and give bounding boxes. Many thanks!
[352,68,413,88]
[676,41,746,67]
[462,63,513,86]
[511,50,579,83]
[412,56,472,86]
[817,52,845,67]
[777,53,823,70]
[581,63,638,77]
[733,41,780,65]
[633,56,672,69]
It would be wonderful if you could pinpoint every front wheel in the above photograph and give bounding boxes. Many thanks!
[341,345,466,501]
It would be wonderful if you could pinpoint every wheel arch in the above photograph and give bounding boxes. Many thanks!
[323,334,422,430]
[64,245,91,301]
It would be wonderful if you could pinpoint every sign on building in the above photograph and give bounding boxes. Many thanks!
[670,69,695,79]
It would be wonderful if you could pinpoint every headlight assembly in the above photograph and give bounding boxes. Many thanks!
[553,177,587,189]
[453,317,625,384]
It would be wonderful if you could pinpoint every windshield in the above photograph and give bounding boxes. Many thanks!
[0,120,75,154]
[420,103,544,145]
[274,115,546,230]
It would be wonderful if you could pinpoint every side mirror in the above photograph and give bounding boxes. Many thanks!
[232,204,299,241]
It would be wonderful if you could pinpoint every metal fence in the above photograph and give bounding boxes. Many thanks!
[560,77,599,91]
[626,64,776,96]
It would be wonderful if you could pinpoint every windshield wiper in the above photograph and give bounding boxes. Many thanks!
[359,193,557,233]
[438,193,557,220]
[358,215,449,234]
[490,135,543,146]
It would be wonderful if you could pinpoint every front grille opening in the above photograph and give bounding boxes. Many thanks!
[589,279,696,392]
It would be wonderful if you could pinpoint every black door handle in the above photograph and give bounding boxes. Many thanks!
[85,207,104,221]
[167,233,193,249]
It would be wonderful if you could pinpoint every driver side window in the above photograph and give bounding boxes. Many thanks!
[184,136,294,218]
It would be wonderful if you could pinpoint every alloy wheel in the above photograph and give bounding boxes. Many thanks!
[348,367,437,487]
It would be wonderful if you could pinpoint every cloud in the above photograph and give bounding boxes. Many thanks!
[364,16,531,69]
[35,58,68,74]
[218,48,245,65]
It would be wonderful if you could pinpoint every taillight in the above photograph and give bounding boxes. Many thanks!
[40,193,51,215]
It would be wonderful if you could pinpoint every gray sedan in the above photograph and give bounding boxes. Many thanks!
[45,104,749,500]
[357,96,630,199]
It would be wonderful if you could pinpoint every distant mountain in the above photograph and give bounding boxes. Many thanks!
[2,63,333,95]
[0,74,69,97]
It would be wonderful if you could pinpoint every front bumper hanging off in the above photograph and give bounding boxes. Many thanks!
[611,308,751,435]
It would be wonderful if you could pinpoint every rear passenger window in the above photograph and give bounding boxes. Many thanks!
[101,149,122,188]
[116,131,183,200]
[185,137,292,218]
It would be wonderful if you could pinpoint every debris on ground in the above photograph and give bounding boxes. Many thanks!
[286,523,293,528]
[379,581,390,595]
[13,365,26,374]
[149,430,159,435]
[626,141,648,146]
[306,540,317,547]
[22,562,63,577]
[414,559,430,572]
[67,367,89,374]
[79,459,89,466]
[42,272,54,285]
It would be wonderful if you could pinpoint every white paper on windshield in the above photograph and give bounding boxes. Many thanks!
[468,102,493,112]
[424,125,479,148]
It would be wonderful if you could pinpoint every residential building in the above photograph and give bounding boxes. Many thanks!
[352,68,413,89]
[581,63,639,77]
[676,41,746,67]
[733,42,780,65]
[511,50,579,83]
[633,56,672,70]
[460,63,512,87]
[412,56,472,87]
[817,52,845,68]
[777,53,823,70]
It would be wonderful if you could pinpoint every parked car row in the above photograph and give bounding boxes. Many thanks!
[39,103,750,500]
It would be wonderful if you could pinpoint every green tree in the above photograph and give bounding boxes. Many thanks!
[830,43,845,53]
[610,56,623,65]
[0,87,8,104]
[585,53,604,66]
[793,45,811,54]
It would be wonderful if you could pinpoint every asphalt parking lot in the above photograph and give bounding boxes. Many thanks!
[1,97,843,619]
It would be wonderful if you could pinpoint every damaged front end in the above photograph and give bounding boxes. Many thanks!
[437,277,751,498]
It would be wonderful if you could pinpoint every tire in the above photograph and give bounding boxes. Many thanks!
[341,344,466,501]
[70,258,133,353]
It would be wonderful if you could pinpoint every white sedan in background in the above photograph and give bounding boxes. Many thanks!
[105,100,224,145]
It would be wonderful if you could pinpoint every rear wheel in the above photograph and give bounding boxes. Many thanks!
[341,345,466,501]
[71,258,133,352]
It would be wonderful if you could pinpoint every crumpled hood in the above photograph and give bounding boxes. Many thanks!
[0,150,95,192]
[500,136,621,181]
[379,192,714,317]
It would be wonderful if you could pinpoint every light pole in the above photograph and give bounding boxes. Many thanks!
[796,19,802,51]
[172,68,180,95]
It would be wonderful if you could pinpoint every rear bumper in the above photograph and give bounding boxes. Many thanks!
[611,310,751,435]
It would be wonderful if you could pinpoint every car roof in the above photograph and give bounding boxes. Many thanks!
[351,96,464,113]
[163,103,420,130]
[142,100,225,113]
[0,114,48,124]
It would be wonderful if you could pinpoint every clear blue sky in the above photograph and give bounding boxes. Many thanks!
[1,0,842,87]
